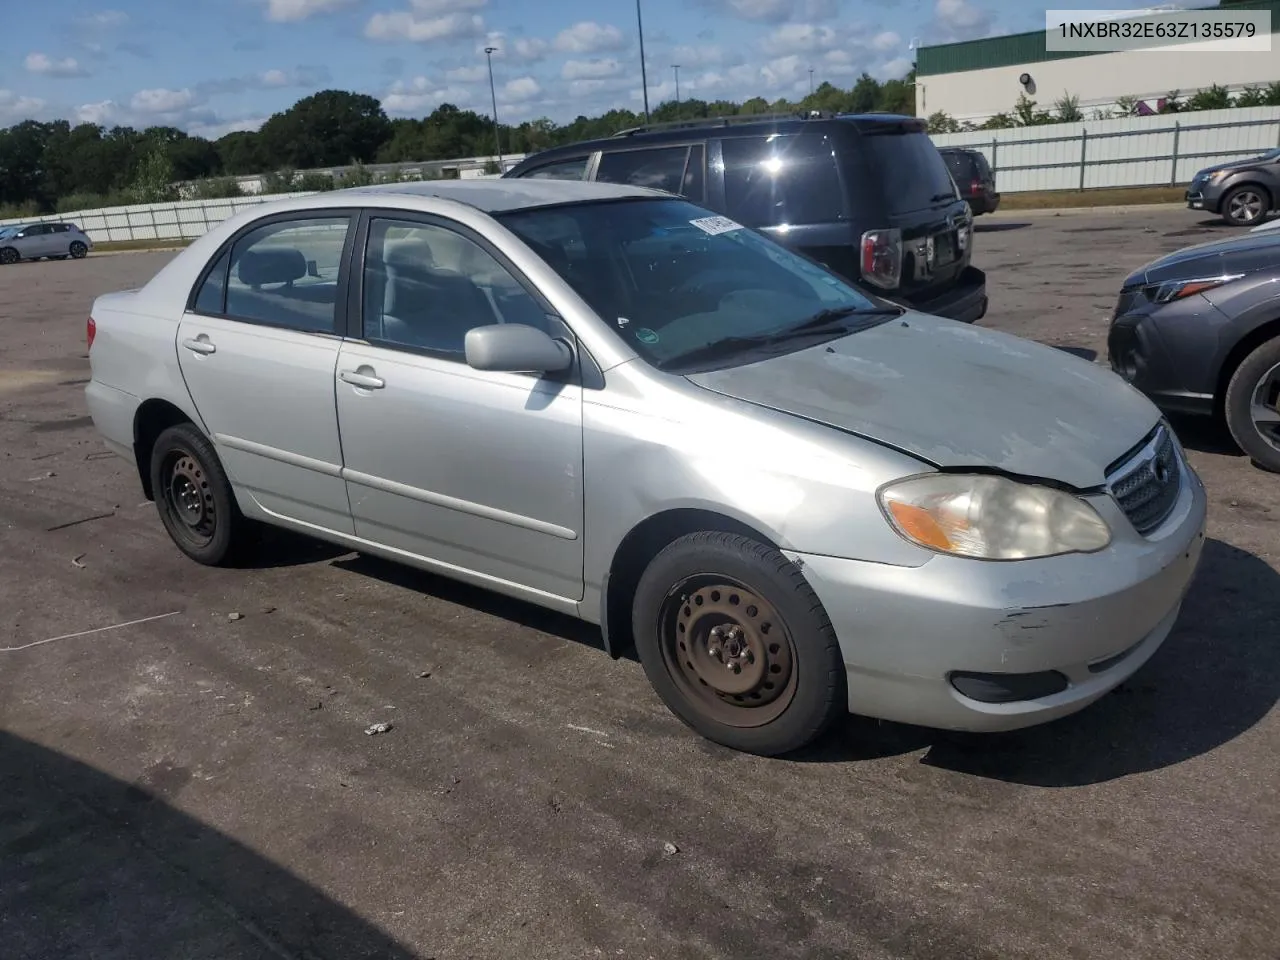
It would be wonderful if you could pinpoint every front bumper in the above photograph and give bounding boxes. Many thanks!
[791,458,1207,732]
[897,265,988,324]
[1108,301,1216,417]
[1185,184,1222,213]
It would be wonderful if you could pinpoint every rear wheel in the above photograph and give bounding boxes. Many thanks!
[69,241,88,259]
[1225,336,1280,472]
[1221,185,1270,226]
[632,531,845,756]
[149,423,252,565]
[0,247,17,265]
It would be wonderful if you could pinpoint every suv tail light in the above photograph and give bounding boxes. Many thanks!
[860,228,902,290]
[86,316,96,351]
[970,178,982,195]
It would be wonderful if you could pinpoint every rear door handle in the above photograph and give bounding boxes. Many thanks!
[182,337,216,355]
[339,368,385,390]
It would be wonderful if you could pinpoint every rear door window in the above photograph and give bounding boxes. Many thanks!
[862,130,958,212]
[720,133,844,228]
[596,145,705,200]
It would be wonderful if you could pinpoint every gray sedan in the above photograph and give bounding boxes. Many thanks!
[0,221,93,263]
[84,179,1206,756]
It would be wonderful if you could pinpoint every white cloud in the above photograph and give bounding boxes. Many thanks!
[366,10,485,42]
[76,10,128,29]
[446,64,489,83]
[873,56,912,81]
[502,76,541,101]
[75,100,122,125]
[553,21,626,54]
[671,44,727,66]
[258,0,358,21]
[928,0,996,42]
[130,87,197,114]
[381,76,473,113]
[561,58,623,81]
[478,31,550,62]
[24,53,89,77]
[260,69,290,87]
[761,23,839,55]
[872,30,901,52]
[0,90,48,123]
[411,0,485,11]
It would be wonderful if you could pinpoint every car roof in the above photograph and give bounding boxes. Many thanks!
[507,113,925,166]
[334,178,668,212]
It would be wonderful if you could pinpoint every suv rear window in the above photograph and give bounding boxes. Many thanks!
[863,131,958,212]
[720,133,844,228]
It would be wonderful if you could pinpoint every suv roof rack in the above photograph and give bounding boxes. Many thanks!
[611,110,834,138]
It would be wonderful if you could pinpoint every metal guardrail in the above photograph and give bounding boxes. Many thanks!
[940,115,1280,191]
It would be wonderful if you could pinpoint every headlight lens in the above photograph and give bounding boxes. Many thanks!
[1141,274,1242,304]
[878,474,1111,560]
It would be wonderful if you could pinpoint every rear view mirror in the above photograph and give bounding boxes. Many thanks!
[464,324,573,374]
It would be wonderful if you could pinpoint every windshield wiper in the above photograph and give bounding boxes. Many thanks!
[791,304,903,330]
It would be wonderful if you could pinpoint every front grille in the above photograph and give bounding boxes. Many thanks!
[1107,425,1183,536]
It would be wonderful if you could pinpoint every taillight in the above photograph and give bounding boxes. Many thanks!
[970,178,982,194]
[86,316,96,351]
[860,229,902,290]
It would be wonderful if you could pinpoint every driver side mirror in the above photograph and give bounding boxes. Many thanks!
[464,324,573,374]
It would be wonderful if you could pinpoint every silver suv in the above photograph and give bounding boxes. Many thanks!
[0,222,93,264]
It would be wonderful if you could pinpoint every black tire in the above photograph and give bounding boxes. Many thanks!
[1224,336,1280,472]
[149,423,251,565]
[0,247,18,265]
[1220,184,1271,227]
[632,531,845,756]
[69,241,88,259]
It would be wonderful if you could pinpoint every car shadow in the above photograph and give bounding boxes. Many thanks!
[974,221,1031,233]
[330,552,626,659]
[237,525,354,569]
[0,731,417,960]
[1166,412,1245,458]
[796,538,1279,786]
[1051,344,1098,362]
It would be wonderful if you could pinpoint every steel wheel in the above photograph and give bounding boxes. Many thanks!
[160,449,217,550]
[659,577,799,728]
[1225,187,1266,225]
[69,241,88,259]
[0,248,17,265]
[1249,360,1280,453]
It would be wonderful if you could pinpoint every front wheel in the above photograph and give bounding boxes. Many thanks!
[632,531,846,756]
[1224,336,1280,472]
[1221,185,1270,226]
[69,241,88,259]
[149,423,252,565]
[0,247,18,265]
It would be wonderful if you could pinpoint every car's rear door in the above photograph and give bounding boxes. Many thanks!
[176,212,357,533]
[333,211,585,601]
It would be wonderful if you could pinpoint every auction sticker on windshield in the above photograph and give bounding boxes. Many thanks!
[690,216,742,236]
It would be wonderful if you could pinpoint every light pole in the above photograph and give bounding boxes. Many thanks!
[672,64,681,117]
[483,46,502,168]
[809,68,814,95]
[635,0,650,122]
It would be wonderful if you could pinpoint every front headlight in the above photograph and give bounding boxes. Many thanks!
[878,474,1111,560]
[1141,273,1242,304]
[1207,170,1230,183]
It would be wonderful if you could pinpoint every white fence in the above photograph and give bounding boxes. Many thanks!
[932,105,1280,193]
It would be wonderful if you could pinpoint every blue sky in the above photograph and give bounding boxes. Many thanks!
[1,1,1101,137]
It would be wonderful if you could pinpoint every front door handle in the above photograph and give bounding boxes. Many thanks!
[339,368,385,390]
[182,336,216,356]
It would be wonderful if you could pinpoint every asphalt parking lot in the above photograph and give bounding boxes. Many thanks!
[2,205,1277,960]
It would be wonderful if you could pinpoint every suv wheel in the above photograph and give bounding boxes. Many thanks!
[1221,185,1270,227]
[1224,336,1280,472]
[631,531,846,756]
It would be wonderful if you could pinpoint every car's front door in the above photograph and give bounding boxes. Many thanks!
[17,225,53,257]
[334,213,585,601]
[176,212,357,533]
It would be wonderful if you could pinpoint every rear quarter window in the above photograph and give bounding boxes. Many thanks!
[720,133,845,228]
[862,131,958,212]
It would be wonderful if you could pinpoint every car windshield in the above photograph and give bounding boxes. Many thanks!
[496,198,884,369]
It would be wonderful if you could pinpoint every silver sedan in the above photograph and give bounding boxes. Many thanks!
[84,179,1206,756]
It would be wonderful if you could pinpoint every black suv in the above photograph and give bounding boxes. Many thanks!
[503,113,988,323]
[939,147,1000,216]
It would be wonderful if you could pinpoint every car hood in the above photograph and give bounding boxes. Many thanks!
[685,313,1160,490]
[1124,230,1280,287]
[1193,156,1271,180]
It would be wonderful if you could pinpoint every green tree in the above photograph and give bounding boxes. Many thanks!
[927,111,961,133]
[257,90,392,169]
[132,145,177,203]
[1188,84,1231,111]
[1054,94,1083,123]
[1014,94,1053,126]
